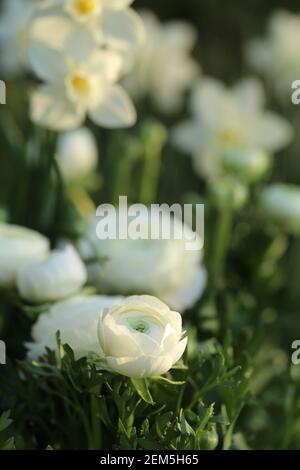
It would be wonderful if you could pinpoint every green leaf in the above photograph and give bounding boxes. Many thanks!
[0,411,12,433]
[131,378,154,405]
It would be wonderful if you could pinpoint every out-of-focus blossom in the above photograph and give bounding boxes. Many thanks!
[246,10,300,99]
[17,244,87,303]
[124,10,199,114]
[98,295,187,378]
[56,127,98,183]
[29,46,136,130]
[78,208,206,311]
[0,223,49,289]
[172,77,293,180]
[26,295,123,359]
[0,0,34,75]
[30,0,145,55]
[260,183,300,235]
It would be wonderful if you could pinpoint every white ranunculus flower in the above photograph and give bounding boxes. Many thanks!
[246,10,300,99]
[26,295,123,359]
[260,184,300,235]
[56,127,98,182]
[79,209,206,311]
[172,77,293,180]
[31,0,145,55]
[0,223,50,289]
[124,10,199,114]
[0,0,34,75]
[17,244,87,303]
[98,295,187,378]
[29,45,136,130]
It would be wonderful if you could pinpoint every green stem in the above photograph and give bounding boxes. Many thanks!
[139,122,167,205]
[90,392,102,450]
[209,206,233,290]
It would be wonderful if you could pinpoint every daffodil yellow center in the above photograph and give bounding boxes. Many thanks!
[71,75,91,95]
[218,130,242,146]
[75,0,95,15]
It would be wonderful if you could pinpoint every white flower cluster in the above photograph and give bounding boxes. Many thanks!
[0,223,87,303]
[0,0,145,130]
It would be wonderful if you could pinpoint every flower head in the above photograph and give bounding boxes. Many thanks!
[124,10,199,114]
[79,208,206,311]
[172,77,293,180]
[26,295,123,359]
[17,244,87,304]
[29,46,136,130]
[0,223,49,289]
[98,295,187,378]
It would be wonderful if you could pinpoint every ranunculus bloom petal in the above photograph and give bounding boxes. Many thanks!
[106,354,174,378]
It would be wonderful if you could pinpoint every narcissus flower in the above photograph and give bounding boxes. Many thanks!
[124,10,199,114]
[98,295,187,378]
[0,223,49,289]
[29,47,136,130]
[172,77,292,180]
[17,244,87,303]
[31,0,145,53]
[26,295,123,359]
[246,10,300,99]
[56,127,98,182]
[260,184,300,235]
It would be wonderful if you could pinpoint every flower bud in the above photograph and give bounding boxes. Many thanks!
[209,177,249,211]
[56,127,98,183]
[17,244,87,303]
[0,223,49,289]
[260,183,300,235]
[222,147,272,183]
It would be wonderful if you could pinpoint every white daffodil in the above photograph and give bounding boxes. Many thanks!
[260,184,300,235]
[0,0,34,75]
[98,295,187,378]
[0,223,49,289]
[246,10,300,99]
[124,10,199,114]
[30,0,145,55]
[78,209,206,311]
[172,77,293,180]
[26,295,123,359]
[17,244,87,304]
[29,45,136,130]
[56,127,98,182]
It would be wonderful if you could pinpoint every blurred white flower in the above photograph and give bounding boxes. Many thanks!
[56,127,98,183]
[260,183,300,235]
[0,223,49,289]
[98,295,187,378]
[26,295,123,359]
[79,209,206,311]
[29,46,136,130]
[31,0,145,55]
[17,244,87,303]
[0,0,34,75]
[172,77,293,180]
[246,10,300,99]
[124,10,199,114]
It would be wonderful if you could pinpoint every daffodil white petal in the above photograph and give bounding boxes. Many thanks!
[30,84,85,131]
[89,85,136,128]
[102,8,145,50]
